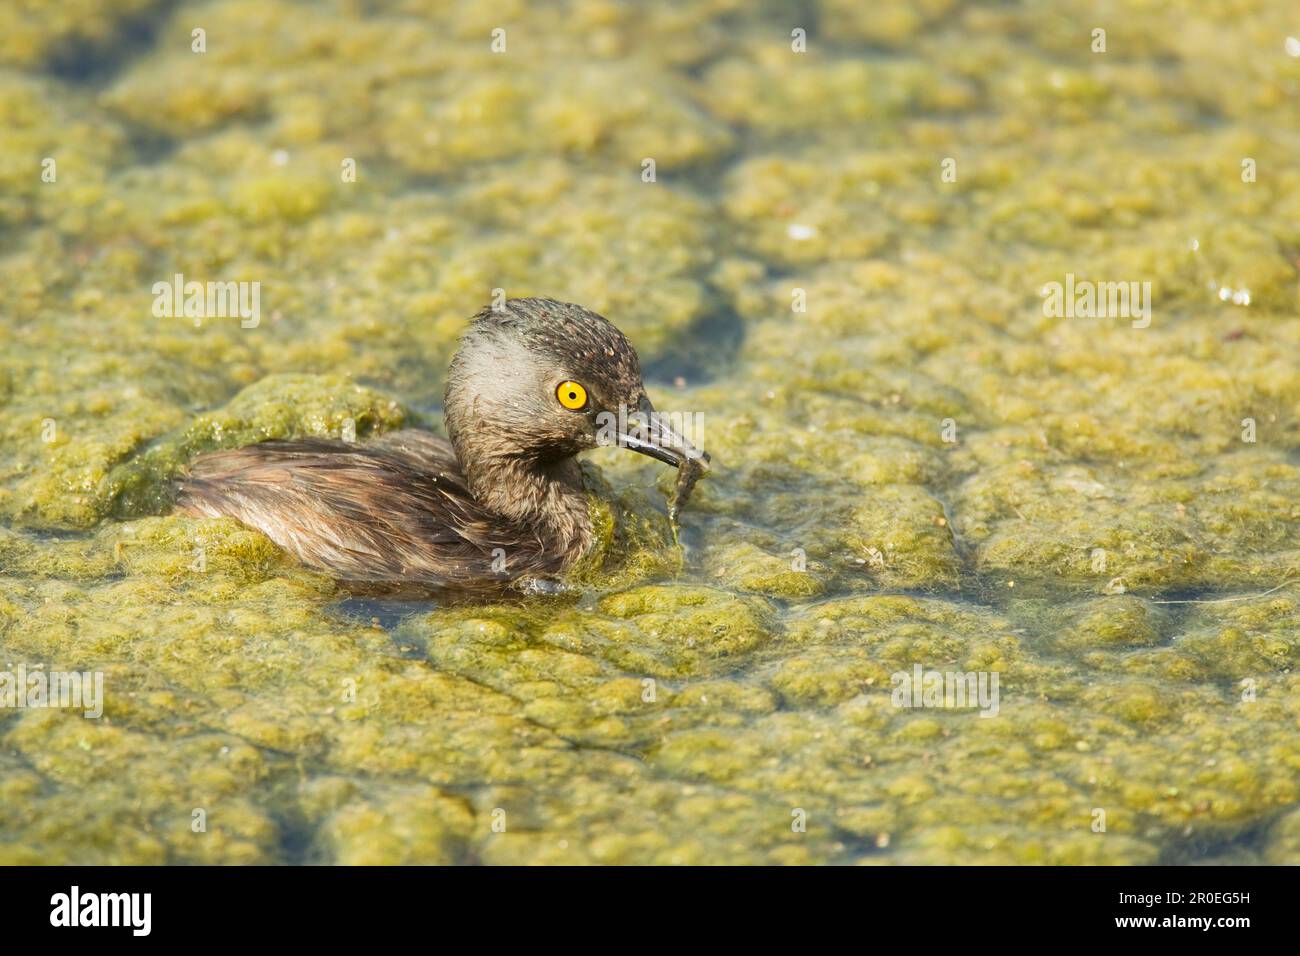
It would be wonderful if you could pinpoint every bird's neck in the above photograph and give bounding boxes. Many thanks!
[462,451,593,562]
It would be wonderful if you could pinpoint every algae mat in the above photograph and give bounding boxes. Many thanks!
[1,0,1299,864]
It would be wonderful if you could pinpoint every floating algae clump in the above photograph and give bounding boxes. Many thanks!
[566,465,682,592]
[3,373,405,529]
[2,0,1300,865]
[101,373,407,521]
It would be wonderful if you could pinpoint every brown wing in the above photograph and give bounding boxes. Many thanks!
[176,429,552,589]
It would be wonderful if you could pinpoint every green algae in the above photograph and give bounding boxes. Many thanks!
[2,0,1300,865]
[0,69,129,232]
[567,465,683,592]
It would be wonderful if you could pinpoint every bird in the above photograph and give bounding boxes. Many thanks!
[175,297,709,593]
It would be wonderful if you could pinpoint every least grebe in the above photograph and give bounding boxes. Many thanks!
[176,298,709,592]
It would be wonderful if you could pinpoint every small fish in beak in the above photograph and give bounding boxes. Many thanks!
[668,454,708,527]
[616,395,711,524]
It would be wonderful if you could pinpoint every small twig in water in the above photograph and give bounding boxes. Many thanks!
[1150,578,1297,605]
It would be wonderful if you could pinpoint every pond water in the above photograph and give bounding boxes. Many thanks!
[1,0,1298,863]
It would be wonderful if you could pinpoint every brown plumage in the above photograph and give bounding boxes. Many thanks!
[176,298,708,593]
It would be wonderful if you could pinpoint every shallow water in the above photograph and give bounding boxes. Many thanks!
[1,0,1298,864]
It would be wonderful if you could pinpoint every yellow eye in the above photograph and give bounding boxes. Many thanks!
[556,380,588,410]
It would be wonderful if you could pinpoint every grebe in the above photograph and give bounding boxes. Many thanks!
[176,298,709,592]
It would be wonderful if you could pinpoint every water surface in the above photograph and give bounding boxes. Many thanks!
[1,0,1298,863]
